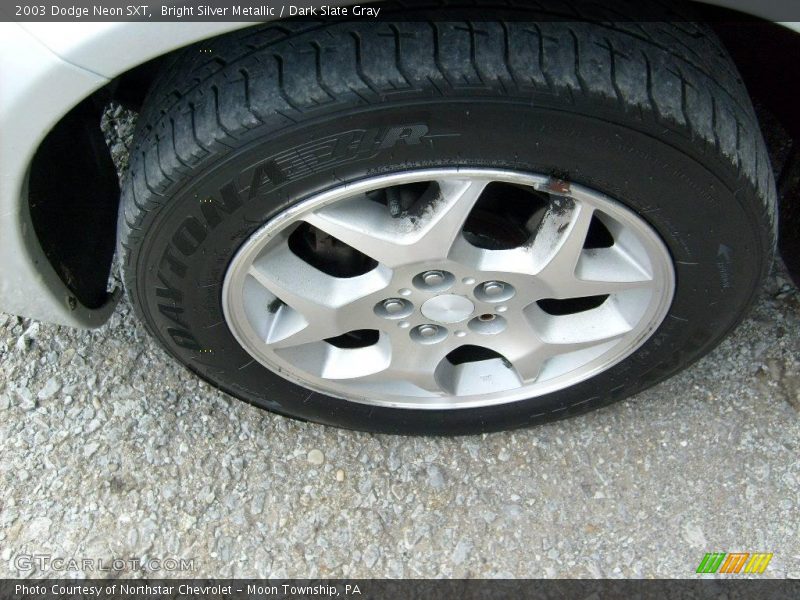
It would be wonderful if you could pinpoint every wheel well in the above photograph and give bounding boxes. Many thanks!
[28,95,119,310]
[26,11,800,309]
[26,53,165,310]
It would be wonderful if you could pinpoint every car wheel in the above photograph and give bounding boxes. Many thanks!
[119,15,775,434]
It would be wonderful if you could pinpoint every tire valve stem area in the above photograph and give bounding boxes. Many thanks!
[546,176,572,195]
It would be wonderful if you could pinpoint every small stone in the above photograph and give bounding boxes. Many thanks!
[15,323,39,352]
[60,347,76,364]
[682,522,706,547]
[307,449,325,465]
[24,517,51,541]
[15,387,36,411]
[427,465,445,490]
[83,443,100,458]
[19,470,30,482]
[251,492,265,516]
[335,469,345,482]
[0,394,10,410]
[1,548,11,561]
[363,545,380,568]
[37,377,61,401]
[452,540,473,565]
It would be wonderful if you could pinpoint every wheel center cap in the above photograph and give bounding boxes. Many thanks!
[421,294,475,324]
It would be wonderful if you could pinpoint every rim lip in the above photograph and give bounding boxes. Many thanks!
[222,168,676,410]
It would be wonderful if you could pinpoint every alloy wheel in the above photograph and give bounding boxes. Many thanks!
[222,169,675,410]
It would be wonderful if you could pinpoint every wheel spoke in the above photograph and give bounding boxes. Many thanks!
[349,338,450,394]
[504,332,625,383]
[533,198,595,279]
[548,273,652,299]
[247,264,345,347]
[474,302,632,383]
[386,352,445,393]
[475,315,550,382]
[504,344,555,383]
[304,178,488,267]
[247,245,390,348]
[266,316,346,349]
[508,301,632,381]
[531,201,656,300]
[423,178,490,258]
[450,238,542,277]
[526,301,634,346]
[275,333,393,379]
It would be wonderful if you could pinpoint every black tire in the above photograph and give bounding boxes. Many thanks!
[119,12,775,435]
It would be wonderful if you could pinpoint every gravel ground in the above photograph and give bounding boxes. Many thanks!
[0,107,799,579]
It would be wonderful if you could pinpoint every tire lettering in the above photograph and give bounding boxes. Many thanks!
[238,123,444,193]
[172,216,207,256]
[378,124,428,149]
[159,246,188,278]
[158,303,190,329]
[155,270,183,302]
[201,181,244,228]
[333,127,382,160]
[166,327,201,351]
[248,161,286,195]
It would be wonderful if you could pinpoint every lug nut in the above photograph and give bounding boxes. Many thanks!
[413,270,454,292]
[474,280,515,303]
[411,323,448,344]
[383,299,405,314]
[422,271,445,286]
[483,281,504,296]
[418,324,439,338]
[375,297,413,319]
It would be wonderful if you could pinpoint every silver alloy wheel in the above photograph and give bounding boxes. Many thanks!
[222,169,675,410]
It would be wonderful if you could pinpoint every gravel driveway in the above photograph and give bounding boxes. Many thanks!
[0,107,798,579]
